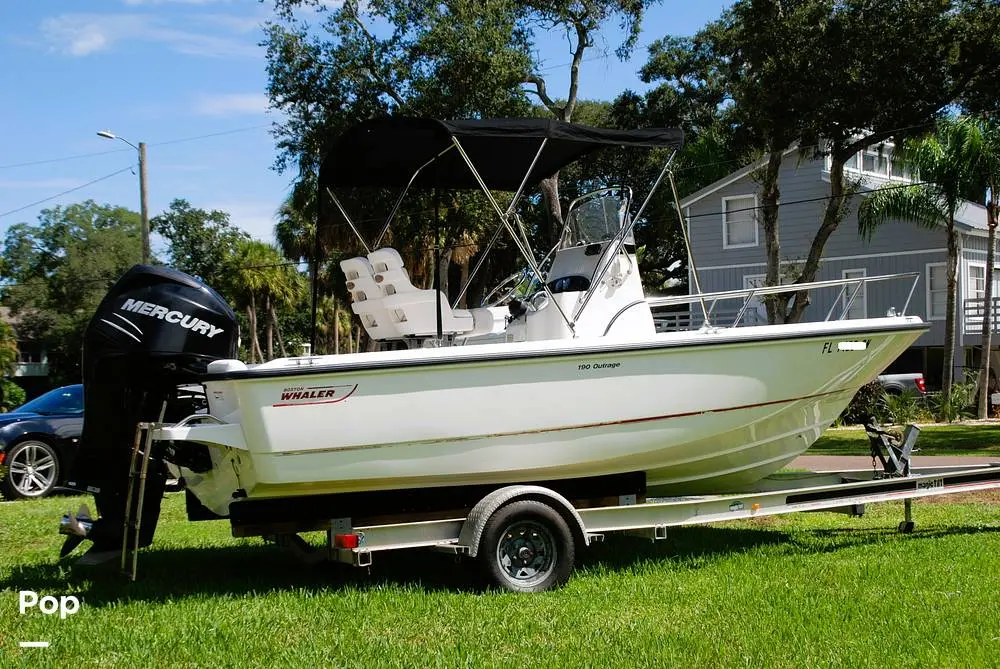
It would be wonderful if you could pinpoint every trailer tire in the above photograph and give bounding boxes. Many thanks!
[480,499,575,593]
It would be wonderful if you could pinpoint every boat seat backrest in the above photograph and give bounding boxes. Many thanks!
[368,247,406,274]
[339,256,403,340]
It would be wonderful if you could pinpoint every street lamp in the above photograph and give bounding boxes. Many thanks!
[97,130,150,264]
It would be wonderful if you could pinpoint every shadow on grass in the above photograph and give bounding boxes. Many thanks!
[4,521,997,605]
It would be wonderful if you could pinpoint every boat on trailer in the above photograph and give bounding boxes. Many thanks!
[61,117,947,585]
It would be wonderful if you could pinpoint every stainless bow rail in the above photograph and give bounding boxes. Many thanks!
[647,272,920,329]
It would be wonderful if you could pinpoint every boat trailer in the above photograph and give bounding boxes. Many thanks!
[62,421,1000,592]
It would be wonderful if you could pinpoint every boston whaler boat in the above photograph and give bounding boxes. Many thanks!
[61,117,933,585]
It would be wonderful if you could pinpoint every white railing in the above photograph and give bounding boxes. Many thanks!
[15,361,49,377]
[647,272,920,329]
[963,297,1000,334]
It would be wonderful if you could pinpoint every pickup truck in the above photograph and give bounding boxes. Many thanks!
[876,373,926,395]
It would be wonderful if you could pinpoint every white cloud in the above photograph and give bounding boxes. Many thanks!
[39,13,262,59]
[194,92,271,116]
[208,200,279,241]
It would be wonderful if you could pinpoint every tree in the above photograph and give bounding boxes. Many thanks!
[647,0,1000,323]
[151,199,251,291]
[224,240,305,362]
[858,117,987,404]
[264,0,665,323]
[972,116,1000,418]
[0,201,142,384]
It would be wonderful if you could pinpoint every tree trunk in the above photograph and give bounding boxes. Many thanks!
[942,217,959,407]
[539,175,563,249]
[978,189,998,418]
[270,302,287,358]
[265,295,274,361]
[334,301,340,354]
[785,153,851,323]
[760,149,784,324]
[457,257,470,309]
[437,247,452,300]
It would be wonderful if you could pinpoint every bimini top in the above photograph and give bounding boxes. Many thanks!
[318,116,684,192]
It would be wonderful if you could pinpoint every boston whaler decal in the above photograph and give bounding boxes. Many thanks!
[273,384,358,407]
[120,299,224,338]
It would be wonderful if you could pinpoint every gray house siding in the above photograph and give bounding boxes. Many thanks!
[679,151,998,389]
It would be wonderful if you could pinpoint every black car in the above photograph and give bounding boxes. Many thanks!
[0,384,83,500]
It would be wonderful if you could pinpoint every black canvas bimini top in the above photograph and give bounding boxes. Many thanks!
[318,117,684,191]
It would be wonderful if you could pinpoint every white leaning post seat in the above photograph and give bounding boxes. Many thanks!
[340,256,401,340]
[368,247,475,337]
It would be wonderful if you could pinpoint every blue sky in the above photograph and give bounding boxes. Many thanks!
[0,0,731,246]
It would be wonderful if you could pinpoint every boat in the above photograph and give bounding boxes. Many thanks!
[64,117,927,553]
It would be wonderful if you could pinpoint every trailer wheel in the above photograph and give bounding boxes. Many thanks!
[480,499,575,593]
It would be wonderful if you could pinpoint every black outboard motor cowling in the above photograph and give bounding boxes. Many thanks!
[69,265,237,552]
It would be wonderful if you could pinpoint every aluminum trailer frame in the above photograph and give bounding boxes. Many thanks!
[281,462,1000,591]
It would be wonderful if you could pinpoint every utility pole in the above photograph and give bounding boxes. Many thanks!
[138,142,150,264]
[97,130,151,263]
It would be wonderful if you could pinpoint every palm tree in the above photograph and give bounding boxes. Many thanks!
[973,116,1000,418]
[859,117,986,405]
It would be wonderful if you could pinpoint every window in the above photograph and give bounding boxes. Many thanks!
[969,263,986,302]
[926,263,948,321]
[842,269,867,319]
[723,195,758,248]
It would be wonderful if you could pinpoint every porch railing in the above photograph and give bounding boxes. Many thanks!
[963,297,1000,334]
[647,272,920,330]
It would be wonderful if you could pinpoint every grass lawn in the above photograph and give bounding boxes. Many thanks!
[2,492,1000,668]
[811,422,1000,456]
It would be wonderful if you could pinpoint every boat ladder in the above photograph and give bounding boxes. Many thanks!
[121,421,157,582]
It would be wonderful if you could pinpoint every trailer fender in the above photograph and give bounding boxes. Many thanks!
[458,485,590,558]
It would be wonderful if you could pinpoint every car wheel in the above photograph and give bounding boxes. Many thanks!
[1,439,61,500]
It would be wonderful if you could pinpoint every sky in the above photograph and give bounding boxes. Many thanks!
[0,0,731,247]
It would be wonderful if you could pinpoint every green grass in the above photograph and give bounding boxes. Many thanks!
[2,493,1000,667]
[811,423,1000,456]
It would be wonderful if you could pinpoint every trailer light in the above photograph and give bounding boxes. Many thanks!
[915,376,926,393]
[334,533,360,549]
[751,503,760,513]
[0,452,5,466]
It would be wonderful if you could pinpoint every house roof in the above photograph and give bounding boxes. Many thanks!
[678,146,801,209]
[680,148,992,237]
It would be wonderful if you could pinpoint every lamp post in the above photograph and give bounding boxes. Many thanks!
[97,130,150,264]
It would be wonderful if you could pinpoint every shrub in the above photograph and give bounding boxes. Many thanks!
[0,378,25,412]
[929,373,979,423]
[882,390,932,425]
[839,380,888,426]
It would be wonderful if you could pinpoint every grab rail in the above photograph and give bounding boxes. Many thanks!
[646,272,920,328]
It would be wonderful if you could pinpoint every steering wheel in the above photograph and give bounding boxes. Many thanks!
[481,268,538,307]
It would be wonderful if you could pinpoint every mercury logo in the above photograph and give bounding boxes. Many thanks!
[120,299,224,338]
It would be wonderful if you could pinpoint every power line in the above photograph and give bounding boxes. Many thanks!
[0,148,133,171]
[0,124,271,172]
[0,166,136,220]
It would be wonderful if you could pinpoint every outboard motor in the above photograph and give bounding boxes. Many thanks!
[65,265,237,558]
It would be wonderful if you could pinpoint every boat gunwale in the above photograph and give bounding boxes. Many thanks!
[202,319,929,382]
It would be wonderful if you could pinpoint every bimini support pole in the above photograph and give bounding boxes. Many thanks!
[449,136,576,335]
[454,138,548,308]
[668,169,711,329]
[374,144,457,250]
[434,188,443,341]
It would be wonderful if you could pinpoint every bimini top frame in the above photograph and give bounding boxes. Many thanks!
[316,116,684,339]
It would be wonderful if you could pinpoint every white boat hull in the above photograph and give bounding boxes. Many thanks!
[161,317,926,515]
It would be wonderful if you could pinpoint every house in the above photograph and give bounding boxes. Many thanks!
[678,146,996,390]
[0,306,50,398]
